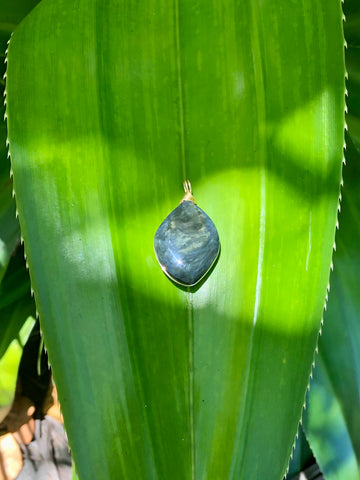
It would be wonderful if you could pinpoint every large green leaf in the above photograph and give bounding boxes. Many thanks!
[5,1,345,478]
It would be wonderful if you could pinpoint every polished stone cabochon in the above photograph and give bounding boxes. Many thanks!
[154,201,220,286]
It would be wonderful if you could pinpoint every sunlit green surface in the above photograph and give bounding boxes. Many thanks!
[6,1,345,478]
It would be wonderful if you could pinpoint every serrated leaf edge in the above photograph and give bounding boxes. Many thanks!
[282,4,348,477]
[4,30,74,463]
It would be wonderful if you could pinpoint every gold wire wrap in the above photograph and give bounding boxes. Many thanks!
[183,179,192,193]
[180,179,196,203]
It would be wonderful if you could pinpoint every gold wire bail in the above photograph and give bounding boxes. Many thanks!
[180,179,196,203]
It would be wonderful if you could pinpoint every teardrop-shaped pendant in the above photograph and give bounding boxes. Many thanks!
[154,180,220,287]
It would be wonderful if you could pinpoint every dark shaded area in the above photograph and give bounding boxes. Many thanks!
[286,425,320,479]
[0,0,42,56]
[17,321,52,420]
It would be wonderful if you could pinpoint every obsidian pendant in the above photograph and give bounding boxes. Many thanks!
[154,181,220,286]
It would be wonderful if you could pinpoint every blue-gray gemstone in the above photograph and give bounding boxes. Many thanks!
[154,201,220,286]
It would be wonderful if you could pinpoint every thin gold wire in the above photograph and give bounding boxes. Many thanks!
[183,179,192,193]
[181,179,195,204]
